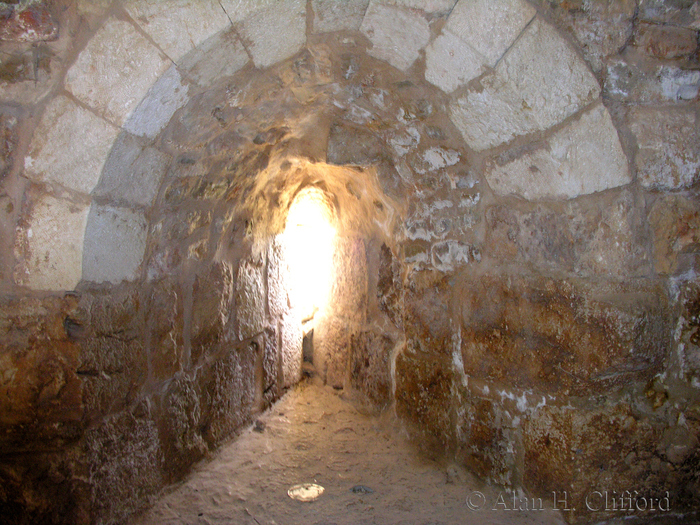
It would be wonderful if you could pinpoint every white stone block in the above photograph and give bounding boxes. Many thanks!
[123,65,190,139]
[95,132,170,207]
[64,18,170,126]
[219,0,277,23]
[425,30,485,92]
[82,205,148,284]
[378,0,457,15]
[486,103,631,200]
[179,29,250,87]
[16,195,89,291]
[238,0,306,68]
[360,1,431,71]
[446,0,536,66]
[311,0,370,33]
[630,107,700,190]
[124,0,231,62]
[24,96,118,194]
[450,18,601,151]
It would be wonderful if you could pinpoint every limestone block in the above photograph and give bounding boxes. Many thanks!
[179,29,249,87]
[24,96,118,194]
[82,205,148,284]
[237,0,306,69]
[311,0,370,32]
[267,236,290,320]
[350,330,394,405]
[329,237,367,320]
[280,314,303,388]
[95,132,170,207]
[64,18,171,126]
[219,0,277,23]
[123,65,190,139]
[629,106,700,190]
[424,30,485,93]
[124,0,231,62]
[458,274,670,396]
[648,194,700,275]
[360,1,431,71]
[14,194,89,291]
[236,258,266,340]
[450,18,601,151]
[633,22,698,59]
[605,58,700,103]
[430,240,478,271]
[446,0,536,66]
[191,263,235,364]
[378,0,457,15]
[485,103,630,200]
[314,315,350,388]
[639,0,700,29]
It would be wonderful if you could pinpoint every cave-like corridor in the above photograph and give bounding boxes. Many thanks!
[1,1,699,524]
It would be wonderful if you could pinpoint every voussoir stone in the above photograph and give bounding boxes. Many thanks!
[311,0,370,33]
[486,103,630,200]
[219,0,277,23]
[237,0,306,69]
[24,96,118,194]
[123,65,190,140]
[449,17,601,151]
[124,0,231,62]
[360,1,431,71]
[15,194,90,291]
[179,29,249,87]
[425,30,485,93]
[64,18,171,126]
[446,0,536,67]
[378,0,457,15]
[82,205,148,284]
[630,106,700,190]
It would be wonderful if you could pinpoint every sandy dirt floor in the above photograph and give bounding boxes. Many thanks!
[134,378,567,525]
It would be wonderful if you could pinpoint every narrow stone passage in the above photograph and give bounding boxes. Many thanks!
[134,378,565,525]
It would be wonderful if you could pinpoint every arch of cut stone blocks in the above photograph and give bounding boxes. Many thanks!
[18,0,630,291]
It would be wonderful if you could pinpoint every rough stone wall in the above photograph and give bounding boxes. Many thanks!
[0,0,698,524]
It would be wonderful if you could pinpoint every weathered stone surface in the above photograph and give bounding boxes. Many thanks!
[532,0,636,72]
[445,0,536,66]
[191,263,235,364]
[179,28,249,87]
[238,0,306,68]
[404,272,453,357]
[0,45,58,104]
[267,236,290,320]
[486,103,630,200]
[82,205,147,284]
[199,345,257,446]
[633,22,698,59]
[311,0,370,32]
[219,0,276,23]
[648,193,700,275]
[280,314,303,388]
[145,281,184,382]
[376,243,402,329]
[315,315,350,388]
[24,96,118,194]
[629,106,700,190]
[450,18,601,151]
[639,0,700,29]
[327,122,386,166]
[360,1,431,71]
[458,274,670,396]
[395,348,455,450]
[14,194,89,291]
[95,133,169,207]
[0,107,18,181]
[605,57,700,102]
[0,3,58,42]
[123,65,190,139]
[379,0,457,14]
[235,258,266,340]
[350,330,394,406]
[64,18,170,126]
[523,401,680,522]
[329,237,367,319]
[84,411,163,523]
[486,191,651,277]
[124,0,231,62]
[263,326,279,401]
[0,296,83,450]
[425,30,485,93]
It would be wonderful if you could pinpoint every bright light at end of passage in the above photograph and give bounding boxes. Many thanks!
[283,188,336,319]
